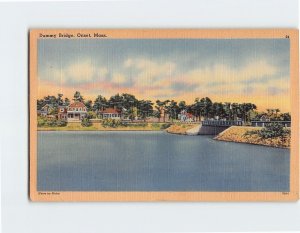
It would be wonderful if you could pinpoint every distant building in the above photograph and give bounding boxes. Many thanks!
[58,106,68,121]
[37,104,55,117]
[99,108,121,120]
[250,114,273,127]
[67,102,87,122]
[259,114,271,122]
[178,110,194,122]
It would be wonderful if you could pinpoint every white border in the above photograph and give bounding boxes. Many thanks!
[0,0,299,232]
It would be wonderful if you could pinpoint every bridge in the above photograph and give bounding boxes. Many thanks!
[251,121,291,127]
[202,120,243,126]
[186,120,243,136]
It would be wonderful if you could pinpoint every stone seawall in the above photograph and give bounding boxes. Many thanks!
[198,125,230,135]
[186,125,229,135]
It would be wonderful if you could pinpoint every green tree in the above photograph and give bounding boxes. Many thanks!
[212,102,225,120]
[57,93,64,106]
[167,100,179,122]
[121,93,138,110]
[108,93,123,110]
[93,95,108,112]
[84,100,93,111]
[240,103,257,122]
[73,91,84,102]
[191,98,204,121]
[178,101,187,112]
[280,112,291,121]
[199,97,212,119]
[64,98,70,106]
[138,100,153,121]
[152,110,161,122]
[156,100,170,122]
[223,102,232,120]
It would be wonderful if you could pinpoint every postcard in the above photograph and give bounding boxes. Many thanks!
[29,29,299,201]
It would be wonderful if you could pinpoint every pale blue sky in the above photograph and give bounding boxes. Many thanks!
[37,38,290,110]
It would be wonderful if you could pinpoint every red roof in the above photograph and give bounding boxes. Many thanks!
[186,113,194,118]
[69,102,86,108]
[100,108,120,114]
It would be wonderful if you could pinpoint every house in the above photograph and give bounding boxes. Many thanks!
[67,102,87,122]
[259,114,271,122]
[58,105,68,121]
[98,108,121,120]
[178,110,194,122]
[37,104,55,117]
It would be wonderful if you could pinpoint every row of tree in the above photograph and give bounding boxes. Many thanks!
[37,91,290,122]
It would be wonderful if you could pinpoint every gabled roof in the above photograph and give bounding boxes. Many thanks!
[41,104,54,111]
[186,113,194,118]
[99,108,120,114]
[68,102,86,108]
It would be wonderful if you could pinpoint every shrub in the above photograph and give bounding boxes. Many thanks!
[160,123,172,129]
[81,118,92,127]
[87,111,97,119]
[56,120,67,127]
[102,118,121,128]
[151,123,160,128]
[244,122,290,139]
[37,116,67,127]
[46,118,58,127]
[37,116,46,127]
[259,122,286,139]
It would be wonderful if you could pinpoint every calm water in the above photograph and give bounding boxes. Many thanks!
[37,131,290,192]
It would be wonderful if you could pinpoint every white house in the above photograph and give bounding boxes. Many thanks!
[98,108,121,120]
[178,110,194,122]
[67,102,87,122]
[37,104,54,117]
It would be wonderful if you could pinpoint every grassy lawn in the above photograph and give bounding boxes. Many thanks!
[38,122,171,131]
[165,123,197,135]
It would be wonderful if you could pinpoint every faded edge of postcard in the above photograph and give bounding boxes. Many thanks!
[29,29,299,201]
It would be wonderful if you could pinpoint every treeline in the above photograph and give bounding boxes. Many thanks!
[37,91,290,122]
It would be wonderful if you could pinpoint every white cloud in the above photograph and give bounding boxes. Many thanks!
[65,59,95,82]
[40,56,288,100]
[40,59,108,84]
[181,60,278,86]
[124,58,176,87]
[111,73,127,85]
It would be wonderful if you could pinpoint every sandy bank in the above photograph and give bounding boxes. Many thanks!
[165,124,197,135]
[214,126,290,148]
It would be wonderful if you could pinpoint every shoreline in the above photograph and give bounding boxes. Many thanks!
[213,137,290,149]
[37,124,291,149]
[38,122,167,131]
[214,126,290,149]
[37,128,163,132]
